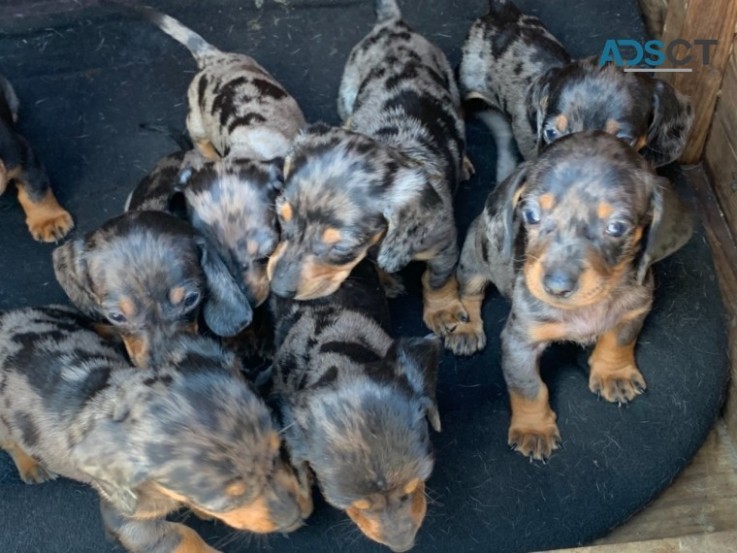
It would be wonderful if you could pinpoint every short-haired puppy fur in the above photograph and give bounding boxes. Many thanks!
[53,210,252,368]
[449,132,663,460]
[269,0,470,344]
[117,3,305,307]
[459,0,693,174]
[0,74,73,242]
[0,305,312,553]
[272,260,441,552]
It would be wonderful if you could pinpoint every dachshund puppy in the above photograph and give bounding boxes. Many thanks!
[269,0,469,342]
[115,3,305,308]
[272,259,441,552]
[459,0,693,175]
[0,74,73,242]
[450,132,663,460]
[0,305,312,553]
[52,210,252,367]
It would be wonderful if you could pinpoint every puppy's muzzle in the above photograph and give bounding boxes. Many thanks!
[542,268,578,298]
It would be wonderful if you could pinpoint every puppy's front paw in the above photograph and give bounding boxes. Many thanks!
[508,422,561,461]
[423,296,468,336]
[444,319,486,355]
[588,361,646,404]
[508,389,560,461]
[27,207,74,243]
[421,273,468,336]
[21,462,58,485]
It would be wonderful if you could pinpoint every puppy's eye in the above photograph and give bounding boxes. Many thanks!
[399,493,411,503]
[616,131,635,145]
[522,205,541,225]
[605,220,628,237]
[255,256,269,266]
[107,311,127,325]
[543,127,560,142]
[183,291,200,309]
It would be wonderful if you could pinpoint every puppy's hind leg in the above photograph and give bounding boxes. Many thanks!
[101,499,220,553]
[0,438,57,484]
[186,107,220,161]
[443,217,490,355]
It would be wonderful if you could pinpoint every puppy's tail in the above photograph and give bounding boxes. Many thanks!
[487,0,523,20]
[375,0,402,22]
[464,93,519,184]
[105,2,221,67]
[0,75,20,124]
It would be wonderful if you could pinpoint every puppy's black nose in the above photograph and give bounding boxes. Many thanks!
[543,270,578,298]
[270,281,297,299]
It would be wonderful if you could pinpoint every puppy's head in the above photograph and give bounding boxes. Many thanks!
[527,58,692,166]
[304,336,441,551]
[75,336,312,533]
[176,156,283,308]
[501,131,663,308]
[268,125,401,300]
[52,211,252,367]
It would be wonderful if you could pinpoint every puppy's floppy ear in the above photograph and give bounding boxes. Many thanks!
[74,419,148,517]
[643,80,693,166]
[52,238,100,319]
[392,335,442,432]
[195,236,253,337]
[636,176,666,283]
[499,163,529,261]
[526,67,560,151]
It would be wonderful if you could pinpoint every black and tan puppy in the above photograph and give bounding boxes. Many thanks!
[269,0,469,343]
[449,132,663,460]
[459,0,693,174]
[272,260,441,552]
[0,74,73,242]
[52,210,252,367]
[0,305,312,553]
[114,3,305,307]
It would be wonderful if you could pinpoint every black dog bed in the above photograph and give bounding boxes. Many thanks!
[0,1,728,552]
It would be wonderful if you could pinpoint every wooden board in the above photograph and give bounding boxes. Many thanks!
[546,529,737,553]
[661,0,737,163]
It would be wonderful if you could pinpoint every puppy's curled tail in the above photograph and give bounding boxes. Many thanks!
[375,0,402,22]
[105,1,221,68]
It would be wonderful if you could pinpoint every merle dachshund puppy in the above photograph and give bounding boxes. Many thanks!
[269,0,470,346]
[53,210,251,368]
[272,260,441,552]
[112,2,306,308]
[0,305,312,553]
[449,132,665,460]
[459,0,693,177]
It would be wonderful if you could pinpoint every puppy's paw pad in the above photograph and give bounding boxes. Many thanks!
[20,463,57,485]
[28,209,74,243]
[443,321,486,355]
[589,364,646,404]
[508,424,561,461]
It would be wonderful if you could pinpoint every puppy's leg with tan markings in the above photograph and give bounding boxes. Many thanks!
[16,180,73,243]
[421,241,468,337]
[501,315,561,461]
[445,217,490,355]
[1,438,57,484]
[589,308,649,404]
[101,499,221,553]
